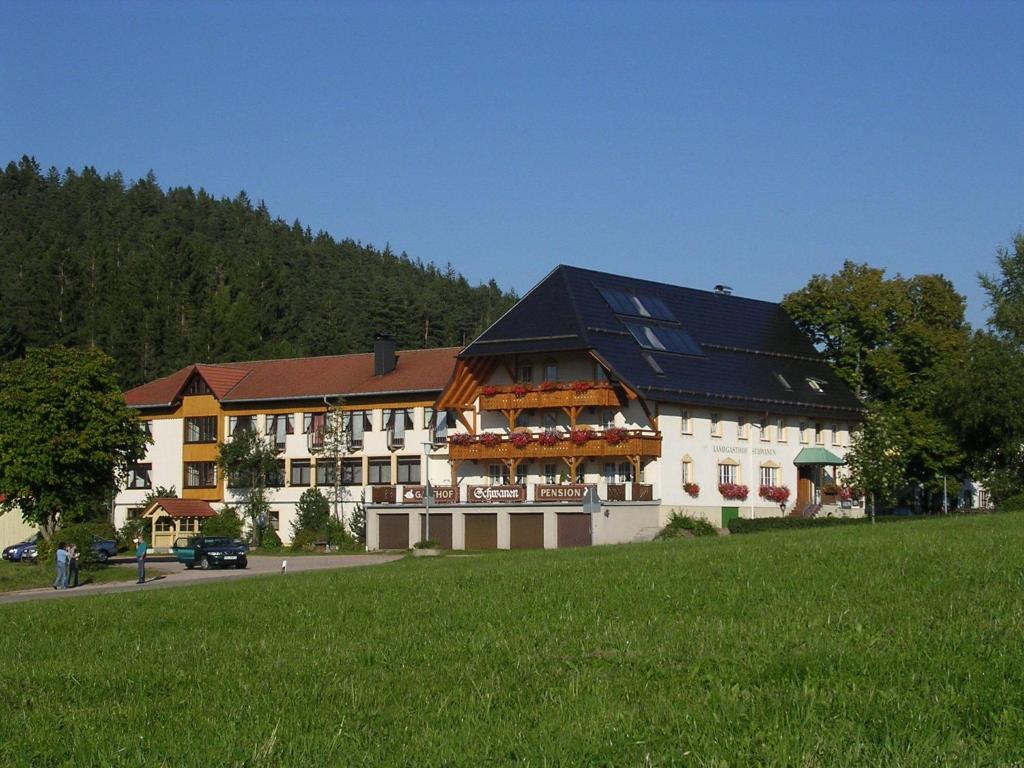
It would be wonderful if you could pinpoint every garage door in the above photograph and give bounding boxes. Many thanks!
[464,513,498,550]
[419,513,453,550]
[557,513,592,548]
[378,514,410,550]
[509,513,544,549]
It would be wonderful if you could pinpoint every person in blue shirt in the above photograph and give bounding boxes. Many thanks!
[53,542,68,589]
[134,536,148,584]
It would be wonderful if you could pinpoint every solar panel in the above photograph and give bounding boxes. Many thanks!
[597,285,676,322]
[624,322,704,357]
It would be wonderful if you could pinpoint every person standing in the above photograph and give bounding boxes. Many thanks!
[66,542,80,588]
[134,536,147,584]
[53,542,68,590]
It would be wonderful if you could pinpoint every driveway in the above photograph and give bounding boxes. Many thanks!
[0,553,402,605]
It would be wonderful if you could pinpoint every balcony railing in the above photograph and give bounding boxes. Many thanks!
[449,429,661,461]
[478,381,620,411]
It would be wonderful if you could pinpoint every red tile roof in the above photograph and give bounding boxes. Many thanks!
[124,347,460,408]
[143,498,217,518]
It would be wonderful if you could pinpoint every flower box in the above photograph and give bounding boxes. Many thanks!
[510,432,530,448]
[450,433,473,446]
[481,385,499,397]
[479,432,501,447]
[604,427,629,445]
[571,380,592,394]
[512,384,530,397]
[683,482,700,498]
[759,485,790,504]
[719,483,749,501]
[538,430,559,447]
[539,380,559,392]
[569,429,594,446]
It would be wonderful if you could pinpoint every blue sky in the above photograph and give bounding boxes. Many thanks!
[2,1,1021,328]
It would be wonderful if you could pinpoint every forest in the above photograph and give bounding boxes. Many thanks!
[0,156,517,387]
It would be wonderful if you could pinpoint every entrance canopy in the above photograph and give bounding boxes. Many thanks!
[793,447,846,466]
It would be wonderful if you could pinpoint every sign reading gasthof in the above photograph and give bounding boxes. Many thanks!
[401,485,459,504]
[535,484,596,503]
[468,485,527,503]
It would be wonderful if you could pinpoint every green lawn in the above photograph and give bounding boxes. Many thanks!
[2,514,1023,766]
[0,561,163,593]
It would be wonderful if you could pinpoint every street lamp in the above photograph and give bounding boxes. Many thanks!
[422,441,434,543]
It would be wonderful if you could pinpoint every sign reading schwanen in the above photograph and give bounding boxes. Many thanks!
[467,485,527,503]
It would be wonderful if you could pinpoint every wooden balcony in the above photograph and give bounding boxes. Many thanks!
[449,429,662,462]
[478,382,621,411]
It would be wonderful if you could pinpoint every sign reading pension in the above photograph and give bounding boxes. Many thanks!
[402,486,459,504]
[535,484,597,503]
[467,485,527,503]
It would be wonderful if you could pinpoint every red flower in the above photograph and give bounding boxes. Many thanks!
[510,432,530,448]
[571,381,592,394]
[450,433,473,446]
[540,380,559,392]
[719,483,749,501]
[604,427,629,445]
[481,385,499,397]
[538,430,559,447]
[569,428,593,445]
[512,384,529,397]
[684,482,700,497]
[759,485,790,503]
[480,432,501,447]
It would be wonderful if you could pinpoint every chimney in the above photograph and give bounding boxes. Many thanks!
[374,334,396,376]
[713,284,733,296]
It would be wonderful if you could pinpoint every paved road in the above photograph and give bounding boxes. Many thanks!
[0,553,402,605]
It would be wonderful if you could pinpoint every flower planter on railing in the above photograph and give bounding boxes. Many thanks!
[448,429,662,461]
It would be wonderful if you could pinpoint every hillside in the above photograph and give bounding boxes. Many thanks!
[0,156,517,386]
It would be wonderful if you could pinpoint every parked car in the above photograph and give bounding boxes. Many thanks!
[172,536,248,570]
[3,535,41,562]
[90,536,118,562]
[20,543,39,563]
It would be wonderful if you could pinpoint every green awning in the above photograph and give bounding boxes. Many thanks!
[793,447,846,466]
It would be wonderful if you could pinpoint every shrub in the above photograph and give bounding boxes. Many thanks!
[202,506,244,539]
[657,512,717,539]
[999,494,1024,512]
[117,517,148,550]
[292,488,330,542]
[728,516,864,534]
[414,539,441,549]
[47,521,117,570]
[259,526,283,551]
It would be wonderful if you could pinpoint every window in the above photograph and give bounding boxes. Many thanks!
[265,414,294,448]
[185,462,217,488]
[180,518,196,533]
[624,322,703,357]
[397,457,421,484]
[543,463,557,484]
[126,463,152,489]
[141,421,152,437]
[617,462,634,483]
[603,463,616,483]
[680,409,692,435]
[384,409,413,448]
[519,365,533,384]
[427,408,457,443]
[777,416,787,443]
[681,460,693,484]
[815,423,824,445]
[344,410,373,449]
[761,417,772,442]
[303,412,326,435]
[799,422,809,444]
[600,410,616,429]
[807,378,825,393]
[710,412,722,438]
[515,464,528,485]
[544,361,558,381]
[269,511,280,531]
[642,352,664,374]
[718,463,737,485]
[490,463,511,485]
[368,458,391,485]
[760,466,778,487]
[316,459,336,487]
[737,415,748,441]
[184,375,211,395]
[228,415,256,438]
[775,372,792,391]
[265,460,286,488]
[542,412,559,429]
[341,458,363,486]
[184,416,217,444]
[290,459,311,487]
[515,410,533,428]
[830,424,838,446]
[575,464,586,484]
[155,517,176,532]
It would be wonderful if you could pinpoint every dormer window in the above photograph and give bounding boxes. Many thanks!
[775,373,792,391]
[807,378,825,393]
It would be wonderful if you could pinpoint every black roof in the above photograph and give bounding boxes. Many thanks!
[462,265,862,420]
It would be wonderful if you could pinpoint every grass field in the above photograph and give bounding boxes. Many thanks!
[0,561,166,593]
[2,513,1023,766]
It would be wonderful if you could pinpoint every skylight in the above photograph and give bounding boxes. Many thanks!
[597,286,676,322]
[624,322,704,357]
